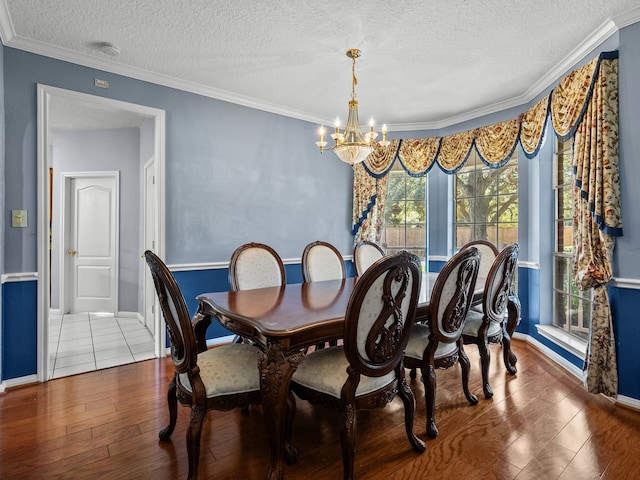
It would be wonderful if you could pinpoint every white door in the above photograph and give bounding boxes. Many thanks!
[65,173,119,313]
[143,159,156,335]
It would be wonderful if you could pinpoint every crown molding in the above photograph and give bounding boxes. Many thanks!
[0,0,14,45]
[1,34,326,125]
[1,7,639,131]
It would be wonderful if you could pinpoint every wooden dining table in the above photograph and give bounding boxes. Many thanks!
[191,272,497,480]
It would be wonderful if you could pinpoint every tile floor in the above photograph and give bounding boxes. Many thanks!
[48,312,157,379]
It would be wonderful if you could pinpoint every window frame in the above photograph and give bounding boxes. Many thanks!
[552,137,591,343]
[453,150,519,251]
[381,164,427,264]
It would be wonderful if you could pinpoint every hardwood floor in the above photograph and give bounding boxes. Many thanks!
[1,340,640,479]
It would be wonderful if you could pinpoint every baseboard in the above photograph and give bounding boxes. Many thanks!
[1,374,39,389]
[616,394,640,411]
[207,335,235,347]
[522,334,584,379]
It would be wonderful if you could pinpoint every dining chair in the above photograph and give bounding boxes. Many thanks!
[460,239,499,298]
[353,240,385,276]
[228,242,286,291]
[144,251,262,480]
[228,242,286,344]
[404,247,481,438]
[288,251,426,480]
[301,240,346,283]
[462,243,520,399]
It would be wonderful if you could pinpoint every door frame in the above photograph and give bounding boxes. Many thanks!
[37,84,167,381]
[60,171,120,314]
[143,157,157,338]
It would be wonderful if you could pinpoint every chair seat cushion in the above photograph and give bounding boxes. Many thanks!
[178,343,261,397]
[462,310,502,338]
[292,346,396,398]
[405,323,458,360]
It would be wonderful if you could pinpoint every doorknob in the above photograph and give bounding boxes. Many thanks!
[68,249,77,256]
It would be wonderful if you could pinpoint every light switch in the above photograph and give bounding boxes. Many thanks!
[11,210,27,228]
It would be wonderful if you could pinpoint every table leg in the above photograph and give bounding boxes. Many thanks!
[260,342,304,480]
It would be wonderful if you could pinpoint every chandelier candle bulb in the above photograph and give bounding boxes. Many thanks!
[316,126,327,150]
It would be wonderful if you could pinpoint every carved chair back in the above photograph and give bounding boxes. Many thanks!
[482,243,519,325]
[428,247,481,347]
[461,239,499,293]
[144,250,203,399]
[344,250,421,378]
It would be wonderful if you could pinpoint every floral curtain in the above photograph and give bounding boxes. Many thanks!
[352,161,388,243]
[556,54,621,396]
[350,50,622,397]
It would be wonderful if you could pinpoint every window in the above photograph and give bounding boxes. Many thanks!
[553,138,590,341]
[382,163,427,264]
[454,150,518,250]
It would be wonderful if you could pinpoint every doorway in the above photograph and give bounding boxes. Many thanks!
[37,85,166,381]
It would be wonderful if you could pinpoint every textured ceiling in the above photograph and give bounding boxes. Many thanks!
[2,1,640,131]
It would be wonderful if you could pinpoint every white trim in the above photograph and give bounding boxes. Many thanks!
[0,383,5,394]
[37,84,167,382]
[536,324,587,358]
[616,394,640,410]
[206,335,235,347]
[610,277,640,290]
[1,272,38,283]
[613,5,640,29]
[169,261,231,272]
[1,8,637,131]
[524,334,584,379]
[1,374,39,389]
[428,255,448,263]
[517,261,539,269]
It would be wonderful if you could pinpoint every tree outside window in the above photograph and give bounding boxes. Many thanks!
[382,163,427,264]
[454,150,518,250]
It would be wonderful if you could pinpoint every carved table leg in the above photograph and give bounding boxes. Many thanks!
[260,342,305,480]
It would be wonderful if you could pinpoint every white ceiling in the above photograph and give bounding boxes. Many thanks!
[2,1,640,131]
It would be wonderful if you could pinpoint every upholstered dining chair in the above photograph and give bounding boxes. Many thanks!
[353,240,385,277]
[460,239,499,297]
[228,242,286,291]
[404,247,481,438]
[462,243,520,399]
[288,251,426,480]
[301,240,346,283]
[145,251,262,480]
[228,242,286,344]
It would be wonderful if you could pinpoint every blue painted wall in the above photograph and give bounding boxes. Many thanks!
[1,280,37,379]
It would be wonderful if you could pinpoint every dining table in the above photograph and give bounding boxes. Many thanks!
[191,272,500,480]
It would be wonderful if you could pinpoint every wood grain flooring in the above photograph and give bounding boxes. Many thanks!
[1,339,640,480]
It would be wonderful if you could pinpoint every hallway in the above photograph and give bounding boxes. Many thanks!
[48,312,156,379]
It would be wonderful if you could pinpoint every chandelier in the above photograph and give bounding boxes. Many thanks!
[316,49,389,165]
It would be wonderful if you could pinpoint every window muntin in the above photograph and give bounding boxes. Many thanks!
[553,138,590,341]
[454,150,518,249]
[382,163,427,263]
